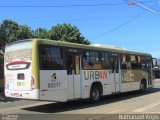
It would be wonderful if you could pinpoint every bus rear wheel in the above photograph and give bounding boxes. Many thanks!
[90,85,101,103]
[140,80,146,92]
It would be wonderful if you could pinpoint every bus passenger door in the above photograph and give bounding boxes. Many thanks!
[66,54,81,100]
[110,53,120,93]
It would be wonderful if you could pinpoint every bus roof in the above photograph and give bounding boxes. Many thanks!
[6,39,152,57]
[5,39,32,47]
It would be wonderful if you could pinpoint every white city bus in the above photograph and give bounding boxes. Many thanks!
[4,39,153,102]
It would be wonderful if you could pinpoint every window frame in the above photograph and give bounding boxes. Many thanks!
[39,44,64,70]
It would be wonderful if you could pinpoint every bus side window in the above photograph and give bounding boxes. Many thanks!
[39,45,64,70]
[109,53,119,73]
[82,50,90,70]
[39,45,50,70]
[121,54,127,69]
[90,51,101,70]
[131,55,139,69]
[66,55,73,75]
[101,52,110,69]
[146,57,152,73]
[110,57,115,73]
[121,54,131,70]
[75,55,80,75]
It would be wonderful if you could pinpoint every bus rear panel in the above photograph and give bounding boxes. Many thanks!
[4,40,39,99]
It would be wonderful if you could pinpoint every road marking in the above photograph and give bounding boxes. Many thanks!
[86,115,105,120]
[145,112,160,114]
[107,110,119,113]
[133,100,160,113]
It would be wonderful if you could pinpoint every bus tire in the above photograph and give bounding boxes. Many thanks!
[140,80,146,92]
[90,85,102,103]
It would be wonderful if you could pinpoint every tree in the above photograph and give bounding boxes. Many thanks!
[33,27,48,39]
[0,19,19,52]
[0,19,33,52]
[48,23,90,45]
[0,20,91,52]
[17,25,33,40]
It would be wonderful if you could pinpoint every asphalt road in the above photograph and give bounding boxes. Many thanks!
[0,80,160,120]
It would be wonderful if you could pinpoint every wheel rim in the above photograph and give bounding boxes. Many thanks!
[91,89,99,101]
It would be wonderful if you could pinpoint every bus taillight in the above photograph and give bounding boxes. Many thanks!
[31,76,35,89]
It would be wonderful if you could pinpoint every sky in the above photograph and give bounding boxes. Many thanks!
[0,0,160,58]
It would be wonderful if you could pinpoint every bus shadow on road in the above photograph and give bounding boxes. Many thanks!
[22,88,160,113]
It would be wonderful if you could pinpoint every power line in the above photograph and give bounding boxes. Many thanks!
[0,1,156,8]
[92,10,146,39]
[0,3,127,8]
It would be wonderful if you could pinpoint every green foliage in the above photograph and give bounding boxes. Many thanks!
[0,19,19,51]
[1,19,19,42]
[17,25,33,40]
[0,20,91,52]
[33,27,48,39]
[0,19,33,52]
[48,23,91,45]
